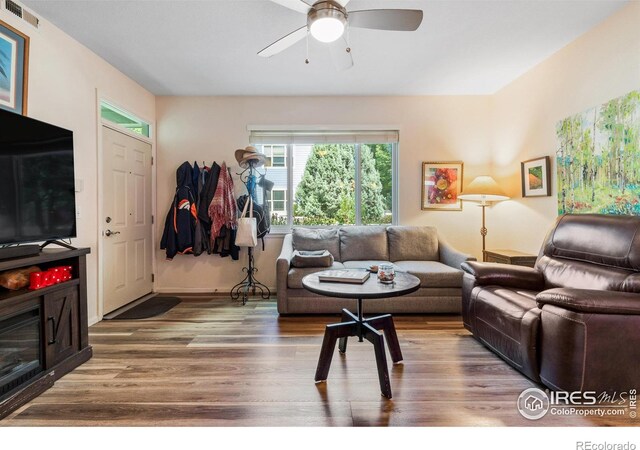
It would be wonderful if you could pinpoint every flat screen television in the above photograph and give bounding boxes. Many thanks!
[0,109,76,245]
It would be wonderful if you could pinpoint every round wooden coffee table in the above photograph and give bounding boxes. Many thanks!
[302,270,420,399]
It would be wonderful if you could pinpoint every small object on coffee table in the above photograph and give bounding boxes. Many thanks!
[318,270,370,284]
[377,263,395,284]
[368,265,378,273]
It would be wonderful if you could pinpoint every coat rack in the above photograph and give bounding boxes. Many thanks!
[230,160,272,305]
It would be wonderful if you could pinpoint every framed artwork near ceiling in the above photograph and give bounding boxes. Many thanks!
[0,19,29,115]
[421,161,463,211]
[521,156,551,197]
[557,89,640,215]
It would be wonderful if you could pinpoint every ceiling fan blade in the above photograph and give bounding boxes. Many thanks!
[268,0,312,14]
[348,9,424,31]
[258,26,308,58]
[329,36,353,71]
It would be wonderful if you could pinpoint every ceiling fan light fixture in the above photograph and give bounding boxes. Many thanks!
[310,17,345,42]
[308,1,347,43]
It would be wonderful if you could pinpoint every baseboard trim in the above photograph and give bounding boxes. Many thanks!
[154,287,277,294]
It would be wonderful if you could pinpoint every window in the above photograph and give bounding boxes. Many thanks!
[263,145,286,168]
[100,101,151,138]
[252,130,398,230]
[270,189,287,213]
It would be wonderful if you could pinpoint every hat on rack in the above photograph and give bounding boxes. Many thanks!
[234,146,267,169]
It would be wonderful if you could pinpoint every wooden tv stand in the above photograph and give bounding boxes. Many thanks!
[0,248,92,419]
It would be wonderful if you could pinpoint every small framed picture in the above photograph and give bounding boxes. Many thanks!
[521,156,551,197]
[0,19,29,115]
[422,161,463,210]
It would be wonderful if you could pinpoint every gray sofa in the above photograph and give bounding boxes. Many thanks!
[276,225,475,314]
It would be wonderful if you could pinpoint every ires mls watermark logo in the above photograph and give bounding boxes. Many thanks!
[517,387,637,420]
[517,388,551,420]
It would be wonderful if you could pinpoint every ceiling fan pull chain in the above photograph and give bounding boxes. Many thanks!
[305,31,310,64]
[346,24,351,53]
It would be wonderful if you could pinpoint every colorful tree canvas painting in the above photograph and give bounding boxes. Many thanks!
[556,90,640,215]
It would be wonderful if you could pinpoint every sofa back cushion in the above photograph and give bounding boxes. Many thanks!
[388,226,439,262]
[541,214,640,271]
[292,227,341,261]
[339,226,388,262]
[537,214,640,291]
[538,256,633,291]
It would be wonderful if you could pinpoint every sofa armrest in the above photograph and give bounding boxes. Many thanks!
[461,261,545,291]
[537,288,640,315]
[439,239,476,269]
[276,234,294,314]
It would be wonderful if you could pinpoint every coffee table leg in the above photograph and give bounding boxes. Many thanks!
[365,314,403,363]
[338,309,358,354]
[315,321,357,382]
[363,322,392,398]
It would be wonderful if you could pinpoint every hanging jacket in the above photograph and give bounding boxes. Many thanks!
[193,164,210,256]
[208,163,237,245]
[160,162,198,259]
[198,162,220,229]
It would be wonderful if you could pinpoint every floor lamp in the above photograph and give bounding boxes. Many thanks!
[459,176,509,261]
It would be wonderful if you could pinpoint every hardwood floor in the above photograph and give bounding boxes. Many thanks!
[1,297,637,426]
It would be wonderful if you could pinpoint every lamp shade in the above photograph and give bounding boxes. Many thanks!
[459,176,509,203]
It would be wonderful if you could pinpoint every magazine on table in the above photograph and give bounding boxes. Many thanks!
[318,270,370,284]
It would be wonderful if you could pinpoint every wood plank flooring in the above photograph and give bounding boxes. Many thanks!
[1,297,637,426]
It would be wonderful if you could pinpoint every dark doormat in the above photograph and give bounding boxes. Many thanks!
[109,296,181,320]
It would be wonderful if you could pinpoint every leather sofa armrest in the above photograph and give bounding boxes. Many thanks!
[536,288,640,315]
[461,261,545,290]
[439,239,476,269]
[276,234,294,314]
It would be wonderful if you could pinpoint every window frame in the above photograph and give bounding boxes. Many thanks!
[260,141,398,232]
[100,100,151,138]
[262,144,287,168]
[269,189,287,214]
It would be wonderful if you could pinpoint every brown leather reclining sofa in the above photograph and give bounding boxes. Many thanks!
[461,214,640,392]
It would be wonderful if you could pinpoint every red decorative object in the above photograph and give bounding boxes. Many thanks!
[28,266,73,290]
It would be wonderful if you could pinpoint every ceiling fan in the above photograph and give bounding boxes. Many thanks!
[258,0,424,70]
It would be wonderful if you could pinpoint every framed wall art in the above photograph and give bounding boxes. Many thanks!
[521,156,551,197]
[0,19,29,115]
[557,89,640,215]
[421,161,463,211]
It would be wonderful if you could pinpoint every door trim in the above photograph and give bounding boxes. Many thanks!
[95,91,157,323]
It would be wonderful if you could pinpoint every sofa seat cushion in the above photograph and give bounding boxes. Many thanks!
[388,226,439,261]
[471,286,540,380]
[343,260,397,270]
[288,262,346,289]
[339,226,388,262]
[393,261,463,288]
[292,227,341,261]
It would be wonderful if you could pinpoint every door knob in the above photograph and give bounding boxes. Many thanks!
[104,229,121,237]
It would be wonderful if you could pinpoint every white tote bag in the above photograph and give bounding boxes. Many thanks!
[236,196,258,247]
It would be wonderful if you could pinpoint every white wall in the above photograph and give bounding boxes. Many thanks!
[491,1,640,254]
[155,96,492,292]
[0,10,156,323]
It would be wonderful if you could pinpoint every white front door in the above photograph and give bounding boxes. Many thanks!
[101,125,153,314]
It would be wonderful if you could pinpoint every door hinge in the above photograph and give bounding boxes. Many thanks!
[151,156,154,165]
[151,273,155,282]
[151,215,154,224]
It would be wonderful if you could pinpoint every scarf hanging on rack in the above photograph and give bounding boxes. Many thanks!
[208,162,237,245]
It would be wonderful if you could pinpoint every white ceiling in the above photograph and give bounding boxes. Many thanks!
[22,0,627,96]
